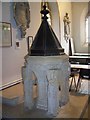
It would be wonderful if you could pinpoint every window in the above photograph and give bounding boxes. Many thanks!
[85,2,90,44]
[86,16,90,43]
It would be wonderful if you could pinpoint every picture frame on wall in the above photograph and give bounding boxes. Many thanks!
[0,22,12,47]
[27,36,33,52]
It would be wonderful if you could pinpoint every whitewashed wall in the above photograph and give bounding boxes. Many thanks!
[1,2,41,88]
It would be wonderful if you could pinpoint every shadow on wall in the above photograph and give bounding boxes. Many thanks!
[48,2,61,41]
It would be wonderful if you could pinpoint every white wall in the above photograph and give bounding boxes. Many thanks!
[58,2,72,55]
[72,2,88,53]
[1,2,41,88]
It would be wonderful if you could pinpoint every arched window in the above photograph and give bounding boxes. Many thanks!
[41,2,52,25]
[86,16,90,43]
[85,1,90,44]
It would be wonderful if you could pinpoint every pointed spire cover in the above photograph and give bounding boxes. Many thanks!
[29,4,64,56]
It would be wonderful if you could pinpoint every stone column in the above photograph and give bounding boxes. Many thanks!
[59,62,70,106]
[36,70,48,110]
[47,70,59,116]
[22,65,34,110]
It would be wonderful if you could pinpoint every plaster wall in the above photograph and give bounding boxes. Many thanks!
[1,2,41,87]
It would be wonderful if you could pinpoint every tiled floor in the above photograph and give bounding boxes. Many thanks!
[0,82,89,118]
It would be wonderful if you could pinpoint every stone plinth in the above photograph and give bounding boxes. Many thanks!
[22,55,70,116]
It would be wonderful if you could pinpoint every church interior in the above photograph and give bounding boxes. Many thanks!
[0,1,90,119]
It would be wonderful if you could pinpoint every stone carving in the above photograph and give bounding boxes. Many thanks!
[13,2,30,38]
[22,55,70,116]
[63,13,71,42]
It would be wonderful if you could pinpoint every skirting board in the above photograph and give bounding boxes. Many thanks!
[0,78,22,90]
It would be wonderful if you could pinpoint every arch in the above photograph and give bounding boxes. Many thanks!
[80,5,88,46]
[32,71,38,99]
[48,1,61,41]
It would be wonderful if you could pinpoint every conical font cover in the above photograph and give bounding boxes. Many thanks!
[28,5,64,56]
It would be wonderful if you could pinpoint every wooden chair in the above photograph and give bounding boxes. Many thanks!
[69,68,80,91]
[76,69,90,92]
